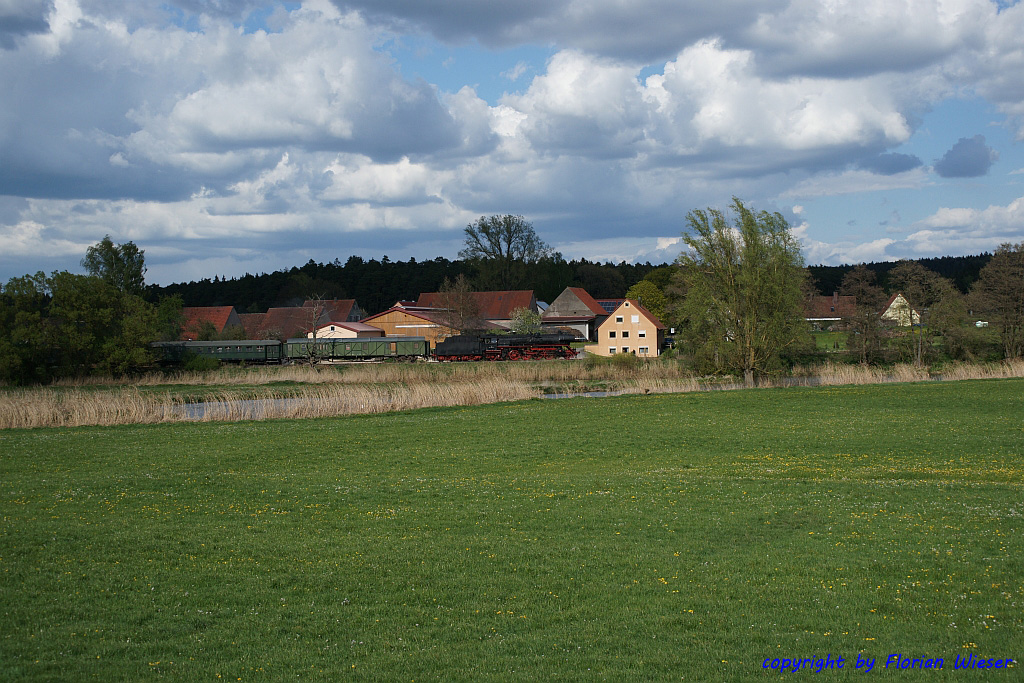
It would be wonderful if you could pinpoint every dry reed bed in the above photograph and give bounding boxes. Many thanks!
[7,359,1024,430]
[50,358,694,388]
[810,359,1024,386]
[0,379,537,429]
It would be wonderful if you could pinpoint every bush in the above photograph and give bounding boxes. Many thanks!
[183,354,221,372]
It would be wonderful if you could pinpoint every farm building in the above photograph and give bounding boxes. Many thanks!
[881,293,921,326]
[413,290,538,328]
[805,292,857,329]
[541,286,609,341]
[238,312,266,338]
[359,307,461,347]
[248,307,316,341]
[180,306,243,340]
[584,299,666,357]
[304,299,364,323]
[308,322,384,339]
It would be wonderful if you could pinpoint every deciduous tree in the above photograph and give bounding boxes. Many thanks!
[840,265,887,363]
[678,198,808,386]
[888,261,957,365]
[509,307,542,334]
[436,274,485,334]
[970,243,1024,359]
[81,235,147,297]
[460,215,551,290]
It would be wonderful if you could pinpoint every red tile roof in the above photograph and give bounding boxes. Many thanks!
[804,293,857,319]
[180,306,239,340]
[415,290,536,319]
[237,313,265,337]
[255,307,316,340]
[304,299,360,322]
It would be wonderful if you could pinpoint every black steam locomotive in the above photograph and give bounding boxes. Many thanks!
[434,332,578,362]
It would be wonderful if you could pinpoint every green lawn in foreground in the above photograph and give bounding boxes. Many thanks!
[1,380,1021,680]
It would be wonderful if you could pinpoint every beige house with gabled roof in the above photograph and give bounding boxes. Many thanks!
[881,293,920,326]
[584,299,666,357]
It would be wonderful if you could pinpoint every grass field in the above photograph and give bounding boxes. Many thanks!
[1,380,1021,680]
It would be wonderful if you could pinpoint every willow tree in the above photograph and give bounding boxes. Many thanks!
[81,235,147,297]
[678,198,807,386]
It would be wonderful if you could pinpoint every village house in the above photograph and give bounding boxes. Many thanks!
[880,292,920,326]
[584,299,666,357]
[804,292,857,330]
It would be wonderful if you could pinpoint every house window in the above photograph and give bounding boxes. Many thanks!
[615,316,623,323]
[621,330,629,338]
[608,330,616,339]
[638,346,649,355]
[631,315,639,323]
[608,346,616,354]
[622,346,630,353]
[638,330,646,338]
[330,325,335,331]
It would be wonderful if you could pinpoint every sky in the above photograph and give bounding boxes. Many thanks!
[2,0,1024,286]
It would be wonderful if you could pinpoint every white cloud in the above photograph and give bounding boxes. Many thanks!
[651,40,914,152]
[781,168,932,199]
[501,61,528,82]
[321,154,450,204]
[746,0,992,78]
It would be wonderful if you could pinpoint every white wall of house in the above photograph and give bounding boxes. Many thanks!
[881,294,921,326]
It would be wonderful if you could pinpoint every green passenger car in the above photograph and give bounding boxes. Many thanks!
[283,337,428,361]
[151,340,283,364]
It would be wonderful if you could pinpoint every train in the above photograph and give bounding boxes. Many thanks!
[433,333,577,361]
[150,332,578,365]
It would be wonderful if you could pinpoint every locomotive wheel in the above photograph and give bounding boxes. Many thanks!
[507,349,521,360]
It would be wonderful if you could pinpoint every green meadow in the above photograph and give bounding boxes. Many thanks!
[1,380,1021,680]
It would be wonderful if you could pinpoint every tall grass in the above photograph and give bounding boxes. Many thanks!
[0,379,536,429]
[809,358,1024,386]
[48,357,695,388]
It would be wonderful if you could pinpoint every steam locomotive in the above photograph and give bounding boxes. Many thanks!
[433,332,578,362]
